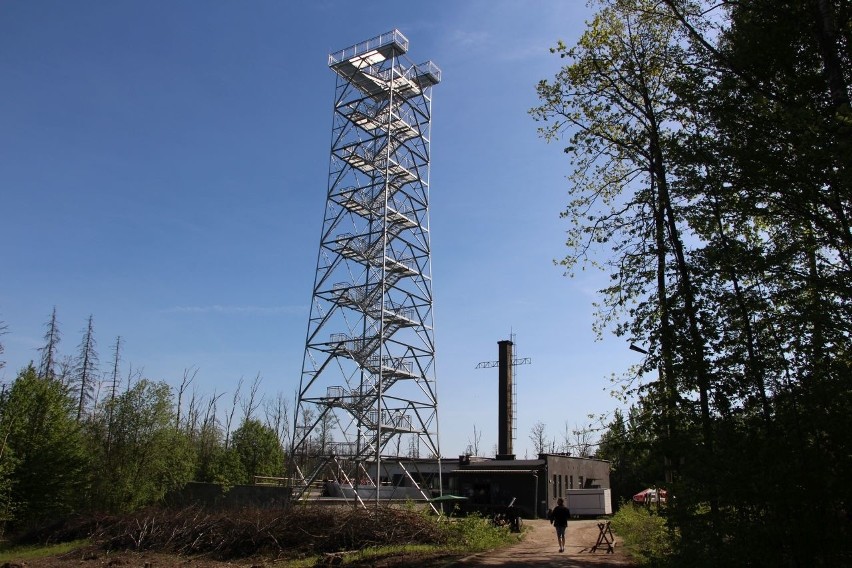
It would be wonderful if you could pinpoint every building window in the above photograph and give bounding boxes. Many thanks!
[579,476,584,488]
[558,474,562,498]
[569,475,573,489]
[552,474,557,500]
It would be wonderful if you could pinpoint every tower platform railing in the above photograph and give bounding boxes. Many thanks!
[328,29,409,67]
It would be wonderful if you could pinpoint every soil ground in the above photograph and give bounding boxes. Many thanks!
[455,519,634,567]
[3,519,634,567]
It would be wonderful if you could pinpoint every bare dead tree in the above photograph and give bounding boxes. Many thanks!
[264,391,290,447]
[125,363,143,393]
[91,372,103,416]
[108,337,122,403]
[407,435,420,458]
[562,420,596,458]
[0,319,8,372]
[175,366,198,430]
[74,315,99,421]
[184,385,201,439]
[240,373,262,422]
[559,422,572,455]
[198,390,225,476]
[224,377,244,449]
[313,410,334,456]
[104,336,122,454]
[298,405,316,459]
[38,307,61,380]
[56,355,73,387]
[466,424,482,456]
[529,421,550,456]
[203,390,224,435]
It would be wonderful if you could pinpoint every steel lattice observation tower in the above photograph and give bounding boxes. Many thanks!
[289,30,441,505]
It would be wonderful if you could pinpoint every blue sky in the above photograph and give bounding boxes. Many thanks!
[0,1,641,458]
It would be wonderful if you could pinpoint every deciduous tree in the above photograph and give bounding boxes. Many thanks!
[230,418,284,484]
[93,379,193,511]
[531,0,717,522]
[535,0,852,563]
[0,365,88,527]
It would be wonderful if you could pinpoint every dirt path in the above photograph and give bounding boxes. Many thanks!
[454,519,635,567]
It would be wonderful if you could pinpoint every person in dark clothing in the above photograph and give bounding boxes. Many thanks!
[548,498,571,552]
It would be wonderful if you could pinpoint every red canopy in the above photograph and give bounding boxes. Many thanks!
[632,488,668,503]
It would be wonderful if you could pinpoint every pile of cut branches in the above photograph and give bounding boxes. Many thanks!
[32,506,449,560]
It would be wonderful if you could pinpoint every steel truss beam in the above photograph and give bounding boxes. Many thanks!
[290,30,442,505]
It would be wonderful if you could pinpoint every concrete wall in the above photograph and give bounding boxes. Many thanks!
[543,455,611,512]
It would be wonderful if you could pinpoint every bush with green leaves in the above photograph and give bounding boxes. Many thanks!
[439,512,517,551]
[229,418,283,485]
[610,501,674,566]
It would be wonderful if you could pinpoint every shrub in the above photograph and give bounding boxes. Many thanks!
[440,512,516,551]
[610,501,674,566]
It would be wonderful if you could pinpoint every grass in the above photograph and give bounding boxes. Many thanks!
[0,539,89,562]
[328,543,454,567]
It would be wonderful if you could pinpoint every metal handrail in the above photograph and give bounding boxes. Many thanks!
[329,29,408,66]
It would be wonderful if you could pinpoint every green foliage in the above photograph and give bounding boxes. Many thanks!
[596,407,662,505]
[0,366,89,528]
[230,418,284,484]
[439,513,518,551]
[2,312,293,524]
[188,414,225,484]
[208,447,246,488]
[90,379,194,511]
[610,502,673,566]
[535,0,852,565]
[0,437,18,535]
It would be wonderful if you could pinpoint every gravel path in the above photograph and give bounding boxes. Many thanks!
[454,519,635,567]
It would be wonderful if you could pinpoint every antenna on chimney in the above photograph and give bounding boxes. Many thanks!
[476,334,532,460]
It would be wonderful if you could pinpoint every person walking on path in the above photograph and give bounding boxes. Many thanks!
[548,498,571,552]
